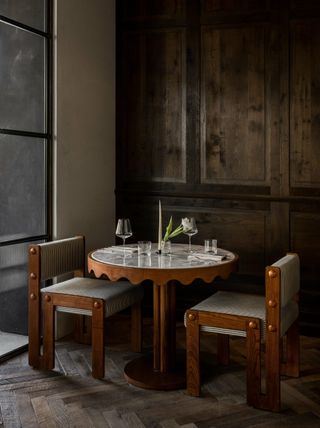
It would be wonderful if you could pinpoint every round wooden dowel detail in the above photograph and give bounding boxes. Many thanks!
[268,269,277,278]
[188,313,196,321]
[268,299,277,307]
[268,324,276,332]
[30,272,37,279]
[29,247,37,255]
[93,301,101,309]
[249,321,257,329]
[44,295,51,302]
[30,293,36,300]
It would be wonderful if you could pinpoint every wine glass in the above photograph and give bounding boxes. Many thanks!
[115,219,133,252]
[183,217,198,253]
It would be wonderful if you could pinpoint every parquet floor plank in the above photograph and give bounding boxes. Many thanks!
[15,393,40,428]
[0,390,23,427]
[47,397,70,428]
[102,409,128,428]
[0,318,319,427]
[65,401,96,428]
[86,408,112,428]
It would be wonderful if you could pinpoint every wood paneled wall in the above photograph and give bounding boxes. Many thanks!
[116,0,320,336]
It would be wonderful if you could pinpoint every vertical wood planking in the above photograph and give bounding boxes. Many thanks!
[117,0,320,334]
[201,25,266,184]
[290,22,320,187]
[122,29,187,183]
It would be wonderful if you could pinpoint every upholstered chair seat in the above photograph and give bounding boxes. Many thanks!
[187,291,298,339]
[42,278,143,317]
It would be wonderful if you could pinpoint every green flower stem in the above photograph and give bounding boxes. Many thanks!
[163,223,184,242]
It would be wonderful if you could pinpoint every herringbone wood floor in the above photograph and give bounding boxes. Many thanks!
[1,317,320,427]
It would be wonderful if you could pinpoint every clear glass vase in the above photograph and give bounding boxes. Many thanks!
[161,240,171,255]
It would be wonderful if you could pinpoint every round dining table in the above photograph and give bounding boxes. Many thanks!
[88,243,238,390]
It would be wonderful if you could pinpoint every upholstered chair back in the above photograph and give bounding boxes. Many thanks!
[271,254,300,307]
[38,236,84,281]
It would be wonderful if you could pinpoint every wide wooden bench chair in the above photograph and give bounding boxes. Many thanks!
[28,236,143,379]
[185,253,300,411]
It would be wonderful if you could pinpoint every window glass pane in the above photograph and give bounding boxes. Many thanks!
[0,240,43,335]
[0,22,46,133]
[0,135,46,243]
[0,0,47,32]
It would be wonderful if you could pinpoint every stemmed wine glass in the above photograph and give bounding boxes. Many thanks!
[183,217,198,253]
[115,219,133,253]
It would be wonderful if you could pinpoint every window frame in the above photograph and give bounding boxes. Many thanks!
[0,1,52,248]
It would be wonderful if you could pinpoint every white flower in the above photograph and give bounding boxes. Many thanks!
[182,217,192,232]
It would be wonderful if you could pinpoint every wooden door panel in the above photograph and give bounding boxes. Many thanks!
[200,25,268,185]
[290,22,320,187]
[121,29,186,183]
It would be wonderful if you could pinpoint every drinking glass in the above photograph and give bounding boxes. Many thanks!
[183,217,198,253]
[204,239,218,254]
[138,240,152,256]
[115,219,133,251]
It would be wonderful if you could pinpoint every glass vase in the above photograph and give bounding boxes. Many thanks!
[161,240,171,255]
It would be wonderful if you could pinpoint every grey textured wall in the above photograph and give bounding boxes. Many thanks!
[54,0,115,253]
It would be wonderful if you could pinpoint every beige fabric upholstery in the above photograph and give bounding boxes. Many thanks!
[272,254,300,307]
[41,278,143,317]
[39,236,84,281]
[185,291,299,338]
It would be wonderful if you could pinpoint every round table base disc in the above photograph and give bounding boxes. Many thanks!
[124,354,186,390]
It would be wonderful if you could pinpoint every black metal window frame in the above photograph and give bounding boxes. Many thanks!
[0,2,52,248]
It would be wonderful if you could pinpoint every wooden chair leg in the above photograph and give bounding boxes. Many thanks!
[186,311,201,397]
[246,320,261,408]
[131,301,142,353]
[28,293,42,368]
[28,245,42,368]
[42,294,55,370]
[92,299,105,379]
[283,319,300,378]
[264,327,281,411]
[217,334,230,365]
[74,315,92,345]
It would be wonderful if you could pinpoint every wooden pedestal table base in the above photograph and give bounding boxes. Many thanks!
[88,244,238,390]
[124,353,186,390]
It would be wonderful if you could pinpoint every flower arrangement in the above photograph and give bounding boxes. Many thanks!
[162,217,192,242]
[157,201,195,254]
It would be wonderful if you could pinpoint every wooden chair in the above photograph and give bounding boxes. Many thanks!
[28,236,143,379]
[186,253,300,411]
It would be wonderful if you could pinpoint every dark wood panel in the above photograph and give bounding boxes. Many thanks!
[290,211,320,335]
[184,207,267,275]
[145,0,185,19]
[201,25,268,185]
[117,1,320,335]
[201,0,269,16]
[290,0,320,11]
[290,212,320,282]
[118,0,186,22]
[120,29,187,184]
[290,22,320,187]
